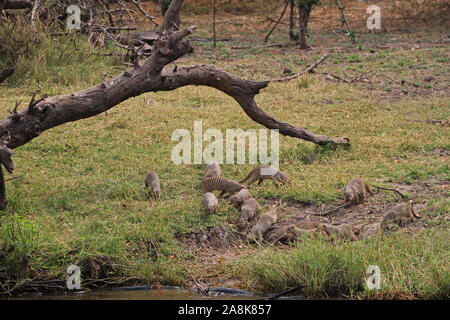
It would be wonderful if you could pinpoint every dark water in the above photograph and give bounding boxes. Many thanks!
[4,287,307,300]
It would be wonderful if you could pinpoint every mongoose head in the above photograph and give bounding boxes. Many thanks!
[275,171,288,184]
[205,204,217,214]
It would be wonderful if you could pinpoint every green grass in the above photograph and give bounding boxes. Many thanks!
[0,14,449,299]
[233,229,449,299]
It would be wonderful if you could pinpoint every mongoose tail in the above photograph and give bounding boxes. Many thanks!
[316,201,352,216]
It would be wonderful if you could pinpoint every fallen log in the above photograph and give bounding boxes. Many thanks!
[0,0,349,210]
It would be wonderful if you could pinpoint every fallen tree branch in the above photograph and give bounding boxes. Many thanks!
[188,37,231,42]
[232,43,283,50]
[131,0,159,26]
[267,285,306,300]
[329,73,350,83]
[0,0,349,210]
[271,53,329,82]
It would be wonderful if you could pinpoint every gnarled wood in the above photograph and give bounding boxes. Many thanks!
[0,0,349,209]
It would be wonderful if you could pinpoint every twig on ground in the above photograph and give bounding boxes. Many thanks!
[232,43,283,50]
[373,185,407,199]
[271,53,328,82]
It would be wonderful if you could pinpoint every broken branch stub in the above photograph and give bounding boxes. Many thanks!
[0,0,349,209]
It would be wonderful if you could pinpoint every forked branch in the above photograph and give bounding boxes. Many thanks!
[0,0,349,210]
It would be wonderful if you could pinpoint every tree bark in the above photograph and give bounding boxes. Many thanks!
[297,3,312,49]
[0,0,349,209]
[288,0,297,42]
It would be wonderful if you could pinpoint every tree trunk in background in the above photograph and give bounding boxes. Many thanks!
[288,0,297,42]
[297,3,312,49]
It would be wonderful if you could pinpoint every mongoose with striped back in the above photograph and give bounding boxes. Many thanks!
[230,188,252,208]
[144,172,161,199]
[264,224,315,243]
[250,209,278,240]
[295,220,322,230]
[204,161,221,178]
[201,176,244,198]
[238,198,261,228]
[317,223,359,241]
[202,192,219,214]
[240,165,288,187]
[381,202,421,231]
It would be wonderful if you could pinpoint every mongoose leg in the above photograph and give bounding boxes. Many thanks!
[271,177,279,188]
[257,179,264,186]
[218,190,226,198]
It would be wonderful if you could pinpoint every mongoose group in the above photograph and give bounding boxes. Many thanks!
[144,162,421,244]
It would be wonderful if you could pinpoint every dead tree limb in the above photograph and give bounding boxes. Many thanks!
[0,0,349,210]
[271,53,329,82]
[131,0,159,26]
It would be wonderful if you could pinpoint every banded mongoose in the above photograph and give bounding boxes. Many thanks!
[238,198,261,228]
[202,192,219,214]
[230,188,252,208]
[317,223,359,241]
[318,178,374,216]
[345,178,374,205]
[250,209,278,241]
[201,176,244,198]
[240,165,288,187]
[264,224,314,243]
[381,202,421,231]
[204,161,221,178]
[144,171,161,199]
[295,220,321,230]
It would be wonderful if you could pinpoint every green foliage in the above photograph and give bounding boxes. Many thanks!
[0,215,40,281]
[159,0,172,12]
[236,229,450,299]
